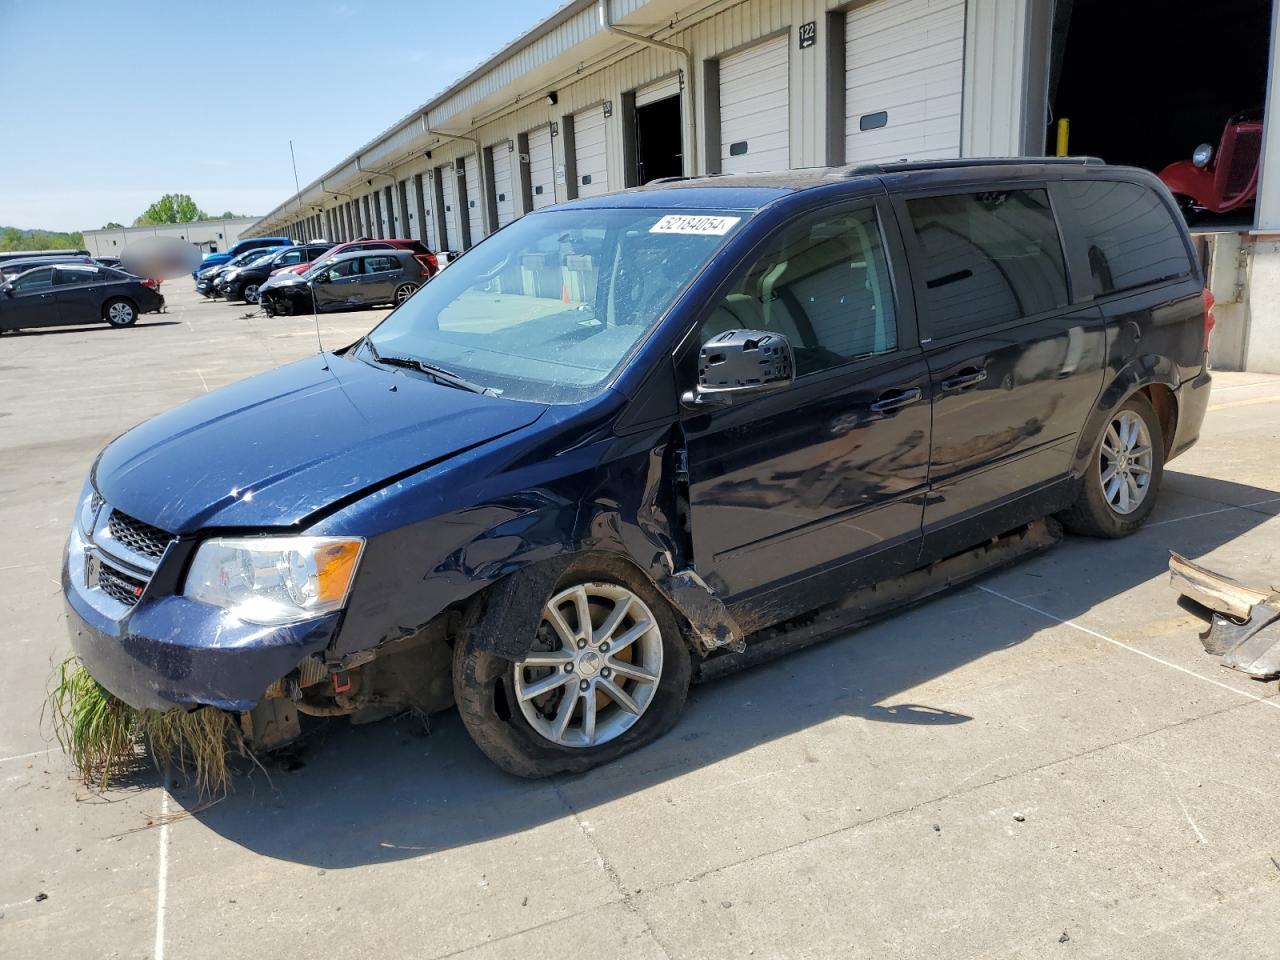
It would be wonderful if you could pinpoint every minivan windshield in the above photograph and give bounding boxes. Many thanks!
[363,207,744,403]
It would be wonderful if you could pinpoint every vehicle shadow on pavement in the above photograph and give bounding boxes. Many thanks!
[180,470,1278,867]
[6,321,182,337]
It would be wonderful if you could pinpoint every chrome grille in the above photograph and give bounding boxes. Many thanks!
[107,510,172,561]
[1222,127,1261,203]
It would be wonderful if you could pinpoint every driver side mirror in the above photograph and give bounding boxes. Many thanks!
[681,329,795,409]
[313,274,331,284]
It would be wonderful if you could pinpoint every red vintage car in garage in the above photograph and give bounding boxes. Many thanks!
[1159,110,1264,222]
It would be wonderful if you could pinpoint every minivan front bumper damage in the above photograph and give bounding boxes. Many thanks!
[63,530,336,712]
[1169,552,1280,680]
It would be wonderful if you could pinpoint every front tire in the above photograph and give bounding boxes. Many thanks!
[1059,393,1164,537]
[103,298,137,327]
[453,557,691,777]
[243,283,260,304]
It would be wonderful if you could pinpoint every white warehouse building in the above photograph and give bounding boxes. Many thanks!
[82,217,261,257]
[248,0,1280,371]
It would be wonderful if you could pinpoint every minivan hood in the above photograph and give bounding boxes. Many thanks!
[94,355,547,533]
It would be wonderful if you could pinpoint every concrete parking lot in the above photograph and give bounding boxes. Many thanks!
[3,279,1280,959]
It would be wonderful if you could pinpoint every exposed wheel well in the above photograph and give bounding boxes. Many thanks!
[1138,384,1177,457]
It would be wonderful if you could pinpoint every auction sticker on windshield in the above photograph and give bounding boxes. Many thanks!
[649,214,741,235]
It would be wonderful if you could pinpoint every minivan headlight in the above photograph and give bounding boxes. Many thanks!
[184,536,364,625]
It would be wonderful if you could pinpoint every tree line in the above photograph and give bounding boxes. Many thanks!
[4,194,251,253]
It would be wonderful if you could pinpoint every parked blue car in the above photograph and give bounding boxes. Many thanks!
[65,159,1211,776]
[192,235,293,279]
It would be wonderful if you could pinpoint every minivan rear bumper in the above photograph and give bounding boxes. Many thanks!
[1170,367,1212,461]
[63,532,336,712]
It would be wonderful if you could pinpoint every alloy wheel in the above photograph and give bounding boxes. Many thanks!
[244,284,260,304]
[107,302,134,325]
[394,283,415,305]
[1100,410,1153,515]
[513,582,664,748]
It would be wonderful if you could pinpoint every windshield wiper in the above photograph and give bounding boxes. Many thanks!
[363,338,496,396]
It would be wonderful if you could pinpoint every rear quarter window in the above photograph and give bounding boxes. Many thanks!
[906,188,1070,340]
[1063,180,1192,296]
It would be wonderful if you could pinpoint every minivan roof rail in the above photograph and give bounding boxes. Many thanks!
[843,156,1106,177]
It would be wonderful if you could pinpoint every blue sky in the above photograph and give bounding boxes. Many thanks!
[0,0,565,231]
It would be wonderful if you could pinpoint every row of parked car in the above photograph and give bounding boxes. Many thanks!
[0,252,165,333]
[194,236,440,316]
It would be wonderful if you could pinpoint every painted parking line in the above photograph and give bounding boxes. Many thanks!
[1146,495,1280,527]
[975,584,1280,712]
[0,748,54,765]
[1207,394,1280,412]
[154,773,173,960]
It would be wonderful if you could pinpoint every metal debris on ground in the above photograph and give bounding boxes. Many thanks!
[1169,552,1280,679]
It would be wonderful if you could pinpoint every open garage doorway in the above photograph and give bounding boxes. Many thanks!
[630,75,684,184]
[1049,0,1272,230]
[636,94,683,183]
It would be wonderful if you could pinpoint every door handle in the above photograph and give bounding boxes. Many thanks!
[870,386,922,413]
[940,368,987,391]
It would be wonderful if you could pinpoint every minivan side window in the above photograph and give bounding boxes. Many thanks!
[700,206,898,377]
[906,189,1069,341]
[1063,180,1191,296]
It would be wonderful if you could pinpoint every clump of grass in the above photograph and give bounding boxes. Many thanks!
[46,656,246,798]
[47,656,141,790]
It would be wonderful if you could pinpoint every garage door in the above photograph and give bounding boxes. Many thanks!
[527,125,556,210]
[491,142,516,228]
[463,154,484,247]
[440,166,458,251]
[844,0,965,165]
[636,73,681,108]
[573,105,609,198]
[719,35,789,174]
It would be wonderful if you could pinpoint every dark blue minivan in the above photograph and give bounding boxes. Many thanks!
[64,159,1212,776]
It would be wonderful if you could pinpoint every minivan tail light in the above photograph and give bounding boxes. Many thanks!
[1202,288,1216,353]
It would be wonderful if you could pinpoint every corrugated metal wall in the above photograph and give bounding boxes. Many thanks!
[266,0,1037,245]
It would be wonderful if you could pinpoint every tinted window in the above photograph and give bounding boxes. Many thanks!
[11,268,54,292]
[701,205,897,377]
[364,255,397,273]
[55,266,107,285]
[1064,180,1191,295]
[325,259,362,279]
[907,189,1069,340]
[278,250,305,265]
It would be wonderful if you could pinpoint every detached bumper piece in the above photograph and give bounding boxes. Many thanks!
[1169,552,1280,679]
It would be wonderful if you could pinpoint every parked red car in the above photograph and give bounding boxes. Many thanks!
[1159,110,1263,222]
[269,238,438,278]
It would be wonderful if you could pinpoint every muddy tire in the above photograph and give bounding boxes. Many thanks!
[453,556,691,778]
[1059,393,1165,538]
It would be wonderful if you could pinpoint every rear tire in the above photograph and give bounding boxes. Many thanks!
[103,298,137,327]
[453,556,691,778]
[1174,194,1202,226]
[393,282,417,306]
[1059,393,1164,538]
